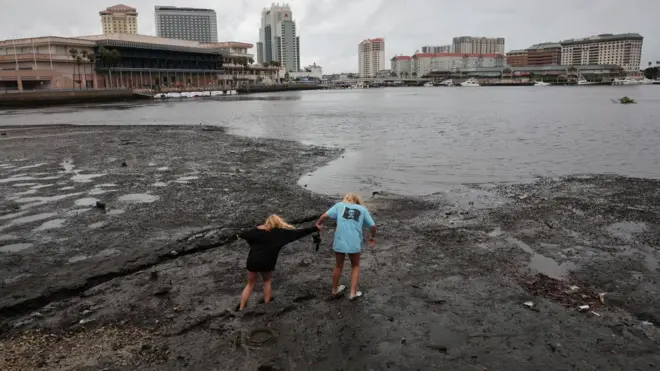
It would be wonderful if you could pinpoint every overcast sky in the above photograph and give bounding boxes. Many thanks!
[1,0,659,73]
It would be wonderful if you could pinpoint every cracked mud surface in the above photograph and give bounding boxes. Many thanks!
[1,126,660,370]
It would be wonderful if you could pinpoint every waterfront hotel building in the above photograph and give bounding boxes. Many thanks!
[100,4,138,34]
[559,33,643,72]
[155,6,218,43]
[0,34,278,91]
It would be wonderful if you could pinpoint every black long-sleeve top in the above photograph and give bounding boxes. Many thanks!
[239,225,319,272]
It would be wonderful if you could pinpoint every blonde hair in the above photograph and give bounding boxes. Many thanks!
[263,214,295,230]
[342,193,364,206]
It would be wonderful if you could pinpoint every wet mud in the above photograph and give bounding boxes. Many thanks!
[1,126,660,370]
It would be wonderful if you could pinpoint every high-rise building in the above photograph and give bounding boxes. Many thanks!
[421,45,453,53]
[560,33,643,72]
[100,4,138,34]
[155,6,218,43]
[453,36,505,55]
[257,3,300,72]
[358,38,385,78]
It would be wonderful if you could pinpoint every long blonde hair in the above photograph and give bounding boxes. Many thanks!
[263,214,295,230]
[342,193,364,206]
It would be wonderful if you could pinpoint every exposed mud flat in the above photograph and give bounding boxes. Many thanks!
[1,126,660,370]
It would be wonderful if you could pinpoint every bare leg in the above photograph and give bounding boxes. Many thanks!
[332,253,345,295]
[239,271,258,310]
[262,272,272,303]
[348,253,361,297]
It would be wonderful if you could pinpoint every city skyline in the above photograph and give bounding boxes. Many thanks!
[1,0,659,74]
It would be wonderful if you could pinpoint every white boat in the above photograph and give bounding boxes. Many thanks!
[423,82,434,87]
[439,79,454,87]
[533,81,551,86]
[641,78,655,85]
[577,77,597,85]
[460,78,480,87]
[612,78,643,86]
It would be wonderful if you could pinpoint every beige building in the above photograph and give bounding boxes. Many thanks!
[411,53,505,77]
[390,55,412,77]
[453,36,505,55]
[560,33,643,72]
[100,4,138,34]
[358,38,385,78]
[0,37,96,91]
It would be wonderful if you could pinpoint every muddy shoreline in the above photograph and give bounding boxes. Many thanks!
[1,125,660,370]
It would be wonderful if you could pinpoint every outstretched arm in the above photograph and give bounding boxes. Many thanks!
[279,225,321,245]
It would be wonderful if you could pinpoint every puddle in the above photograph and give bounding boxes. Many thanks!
[59,186,75,190]
[14,192,85,206]
[174,176,199,184]
[33,219,67,232]
[30,184,53,189]
[11,163,47,171]
[606,221,647,243]
[152,181,169,187]
[506,236,577,278]
[12,189,38,197]
[0,210,30,221]
[148,162,157,166]
[0,175,61,184]
[618,247,659,272]
[157,167,170,171]
[0,212,58,231]
[60,159,75,173]
[66,208,91,217]
[71,172,106,183]
[68,255,89,263]
[88,188,116,195]
[107,209,125,215]
[88,221,107,229]
[488,227,503,237]
[0,234,18,241]
[12,182,39,187]
[0,243,34,253]
[75,197,100,207]
[117,193,159,204]
[97,183,118,187]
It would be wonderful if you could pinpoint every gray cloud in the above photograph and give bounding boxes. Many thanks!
[1,0,658,73]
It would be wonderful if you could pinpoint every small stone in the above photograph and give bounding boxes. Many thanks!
[121,161,128,167]
[150,271,158,280]
[0,132,6,136]
[95,201,106,210]
[154,285,172,296]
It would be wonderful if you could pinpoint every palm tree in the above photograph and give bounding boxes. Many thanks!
[80,50,89,89]
[68,49,79,89]
[269,60,281,82]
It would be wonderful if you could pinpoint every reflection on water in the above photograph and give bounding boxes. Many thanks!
[2,87,660,196]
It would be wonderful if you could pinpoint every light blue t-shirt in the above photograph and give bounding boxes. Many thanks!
[326,202,375,254]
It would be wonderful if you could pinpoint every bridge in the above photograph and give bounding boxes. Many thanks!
[328,77,432,85]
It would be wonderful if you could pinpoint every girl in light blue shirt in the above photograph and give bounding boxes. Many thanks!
[316,193,377,300]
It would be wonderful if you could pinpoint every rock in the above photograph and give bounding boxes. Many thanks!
[30,312,45,319]
[121,161,128,167]
[426,344,448,353]
[150,271,158,280]
[95,201,106,210]
[0,132,6,136]
[154,285,172,296]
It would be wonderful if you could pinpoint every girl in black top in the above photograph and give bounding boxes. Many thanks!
[237,214,321,310]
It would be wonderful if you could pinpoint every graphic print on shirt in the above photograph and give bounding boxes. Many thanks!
[342,207,362,221]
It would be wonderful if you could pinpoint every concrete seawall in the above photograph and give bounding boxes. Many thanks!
[0,89,152,109]
[236,84,325,94]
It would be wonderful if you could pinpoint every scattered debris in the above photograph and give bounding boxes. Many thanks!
[565,285,580,294]
[590,311,601,317]
[519,193,530,200]
[578,305,590,312]
[641,321,654,326]
[598,293,606,305]
[523,301,535,309]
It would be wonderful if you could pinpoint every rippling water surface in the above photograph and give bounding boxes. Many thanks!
[2,86,659,196]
